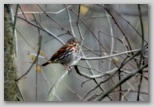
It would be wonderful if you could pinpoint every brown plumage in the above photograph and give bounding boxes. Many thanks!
[41,38,79,67]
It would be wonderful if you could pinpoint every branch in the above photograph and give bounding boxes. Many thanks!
[81,49,140,60]
[137,4,145,101]
[77,68,118,79]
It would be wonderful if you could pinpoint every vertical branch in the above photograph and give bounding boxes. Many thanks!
[33,13,43,101]
[105,9,114,71]
[35,34,42,101]
[32,14,38,101]
[76,4,84,54]
[137,4,145,101]
[77,4,82,40]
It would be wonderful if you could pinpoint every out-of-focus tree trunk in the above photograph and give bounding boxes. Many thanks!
[4,4,18,101]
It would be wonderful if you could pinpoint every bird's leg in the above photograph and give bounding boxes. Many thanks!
[64,65,72,73]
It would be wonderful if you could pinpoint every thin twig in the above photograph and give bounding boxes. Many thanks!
[77,4,81,25]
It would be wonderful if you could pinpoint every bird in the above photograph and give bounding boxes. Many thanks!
[41,38,80,68]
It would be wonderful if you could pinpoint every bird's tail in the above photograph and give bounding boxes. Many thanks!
[41,61,51,66]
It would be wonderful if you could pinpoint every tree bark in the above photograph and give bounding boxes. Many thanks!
[4,4,18,101]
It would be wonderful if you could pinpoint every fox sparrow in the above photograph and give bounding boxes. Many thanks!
[41,38,80,67]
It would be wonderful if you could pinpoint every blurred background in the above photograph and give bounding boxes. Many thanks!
[12,4,148,101]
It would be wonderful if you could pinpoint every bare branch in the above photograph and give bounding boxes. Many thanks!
[82,49,140,60]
